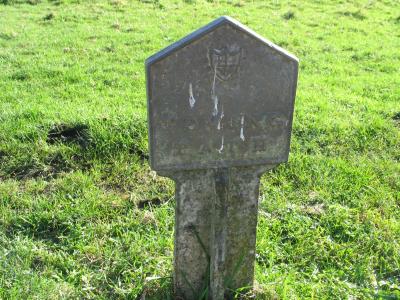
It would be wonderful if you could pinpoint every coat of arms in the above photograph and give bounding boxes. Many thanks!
[209,44,242,81]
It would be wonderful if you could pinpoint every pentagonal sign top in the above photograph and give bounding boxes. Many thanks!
[146,16,298,171]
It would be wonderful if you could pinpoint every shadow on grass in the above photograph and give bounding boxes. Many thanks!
[136,276,175,300]
[137,197,163,209]
[46,123,90,147]
[5,213,71,245]
[1,117,149,180]
[136,276,261,300]
[2,150,89,180]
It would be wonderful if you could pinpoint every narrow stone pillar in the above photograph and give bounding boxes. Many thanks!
[163,165,275,300]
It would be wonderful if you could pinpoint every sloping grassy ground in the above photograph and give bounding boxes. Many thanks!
[0,0,399,299]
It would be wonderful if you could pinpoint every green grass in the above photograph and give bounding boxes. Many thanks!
[0,0,399,299]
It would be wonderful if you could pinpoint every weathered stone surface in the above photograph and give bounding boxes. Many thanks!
[163,169,214,299]
[209,165,275,299]
[146,16,298,171]
[161,165,275,299]
[146,16,298,300]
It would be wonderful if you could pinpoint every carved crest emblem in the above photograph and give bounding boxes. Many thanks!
[209,44,242,81]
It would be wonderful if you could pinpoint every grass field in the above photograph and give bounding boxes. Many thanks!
[0,0,399,299]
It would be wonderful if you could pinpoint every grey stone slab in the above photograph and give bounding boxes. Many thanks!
[146,16,298,300]
[146,16,298,172]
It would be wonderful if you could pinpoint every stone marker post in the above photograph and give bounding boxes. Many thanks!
[145,16,298,300]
